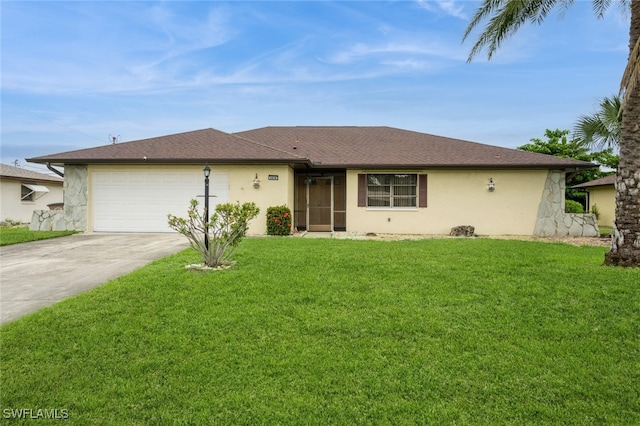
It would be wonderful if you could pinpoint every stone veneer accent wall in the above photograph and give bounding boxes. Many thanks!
[534,170,599,237]
[29,210,66,231]
[62,165,88,231]
[30,165,87,231]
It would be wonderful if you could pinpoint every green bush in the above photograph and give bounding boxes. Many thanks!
[266,205,292,236]
[565,199,585,213]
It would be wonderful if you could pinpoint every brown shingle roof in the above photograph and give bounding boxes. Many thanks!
[0,163,63,184]
[28,128,308,166]
[28,126,595,170]
[573,174,616,188]
[236,126,595,169]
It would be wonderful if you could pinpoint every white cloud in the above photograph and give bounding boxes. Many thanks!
[1,2,239,94]
[147,3,236,57]
[415,0,467,20]
[323,40,466,65]
[379,59,431,70]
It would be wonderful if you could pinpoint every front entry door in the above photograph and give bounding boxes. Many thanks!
[307,177,334,231]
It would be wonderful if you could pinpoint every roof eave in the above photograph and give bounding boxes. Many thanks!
[0,175,64,184]
[315,162,597,170]
[28,158,596,170]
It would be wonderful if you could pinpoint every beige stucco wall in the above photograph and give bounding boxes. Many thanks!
[70,164,570,236]
[588,186,615,227]
[85,164,294,235]
[0,179,64,223]
[226,164,295,235]
[345,169,549,236]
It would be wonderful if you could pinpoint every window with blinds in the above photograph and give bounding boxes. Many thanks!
[366,174,417,208]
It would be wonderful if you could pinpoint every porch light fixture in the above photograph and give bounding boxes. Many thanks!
[488,178,495,192]
[253,173,260,189]
[303,176,315,185]
[203,165,211,250]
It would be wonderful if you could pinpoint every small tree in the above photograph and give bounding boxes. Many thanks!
[168,199,259,268]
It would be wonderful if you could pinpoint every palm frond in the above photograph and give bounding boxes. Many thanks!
[464,0,571,61]
[593,0,613,17]
[573,95,622,150]
[464,0,622,61]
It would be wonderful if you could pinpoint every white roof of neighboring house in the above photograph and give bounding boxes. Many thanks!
[0,163,63,184]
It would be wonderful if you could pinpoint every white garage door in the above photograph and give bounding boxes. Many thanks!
[92,170,229,232]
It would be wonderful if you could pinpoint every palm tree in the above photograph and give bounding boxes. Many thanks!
[464,0,640,267]
[573,95,622,150]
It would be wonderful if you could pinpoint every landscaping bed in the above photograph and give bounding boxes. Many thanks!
[333,231,612,247]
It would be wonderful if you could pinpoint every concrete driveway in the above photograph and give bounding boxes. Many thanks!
[0,233,189,325]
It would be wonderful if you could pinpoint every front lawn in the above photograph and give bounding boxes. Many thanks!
[1,238,638,424]
[0,226,77,246]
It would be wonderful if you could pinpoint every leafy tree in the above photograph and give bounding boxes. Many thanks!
[518,129,617,208]
[517,129,588,158]
[464,0,640,267]
[590,148,619,170]
[168,200,259,268]
[573,95,622,150]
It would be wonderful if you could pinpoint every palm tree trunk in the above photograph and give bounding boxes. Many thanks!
[605,0,640,267]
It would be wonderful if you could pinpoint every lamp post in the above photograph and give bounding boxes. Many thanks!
[203,165,211,251]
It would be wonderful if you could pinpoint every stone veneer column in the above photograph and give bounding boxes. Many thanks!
[534,170,599,237]
[63,165,88,231]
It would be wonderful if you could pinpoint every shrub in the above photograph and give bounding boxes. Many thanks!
[590,204,601,220]
[565,199,585,213]
[168,199,259,268]
[266,205,292,236]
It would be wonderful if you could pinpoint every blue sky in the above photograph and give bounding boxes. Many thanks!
[0,1,629,173]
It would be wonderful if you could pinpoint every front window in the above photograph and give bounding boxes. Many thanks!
[367,174,417,208]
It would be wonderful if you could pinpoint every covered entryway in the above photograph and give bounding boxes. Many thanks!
[92,170,229,232]
[294,172,346,232]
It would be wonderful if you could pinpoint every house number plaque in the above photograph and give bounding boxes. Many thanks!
[268,175,279,181]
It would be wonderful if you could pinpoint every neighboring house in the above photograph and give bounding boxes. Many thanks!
[27,126,598,236]
[0,163,64,224]
[573,175,616,227]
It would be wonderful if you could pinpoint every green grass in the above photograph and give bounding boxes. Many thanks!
[598,225,614,238]
[1,238,638,424]
[0,226,78,246]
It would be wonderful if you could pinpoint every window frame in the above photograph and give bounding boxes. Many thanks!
[365,173,418,209]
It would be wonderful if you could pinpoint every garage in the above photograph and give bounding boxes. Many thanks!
[92,170,229,232]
